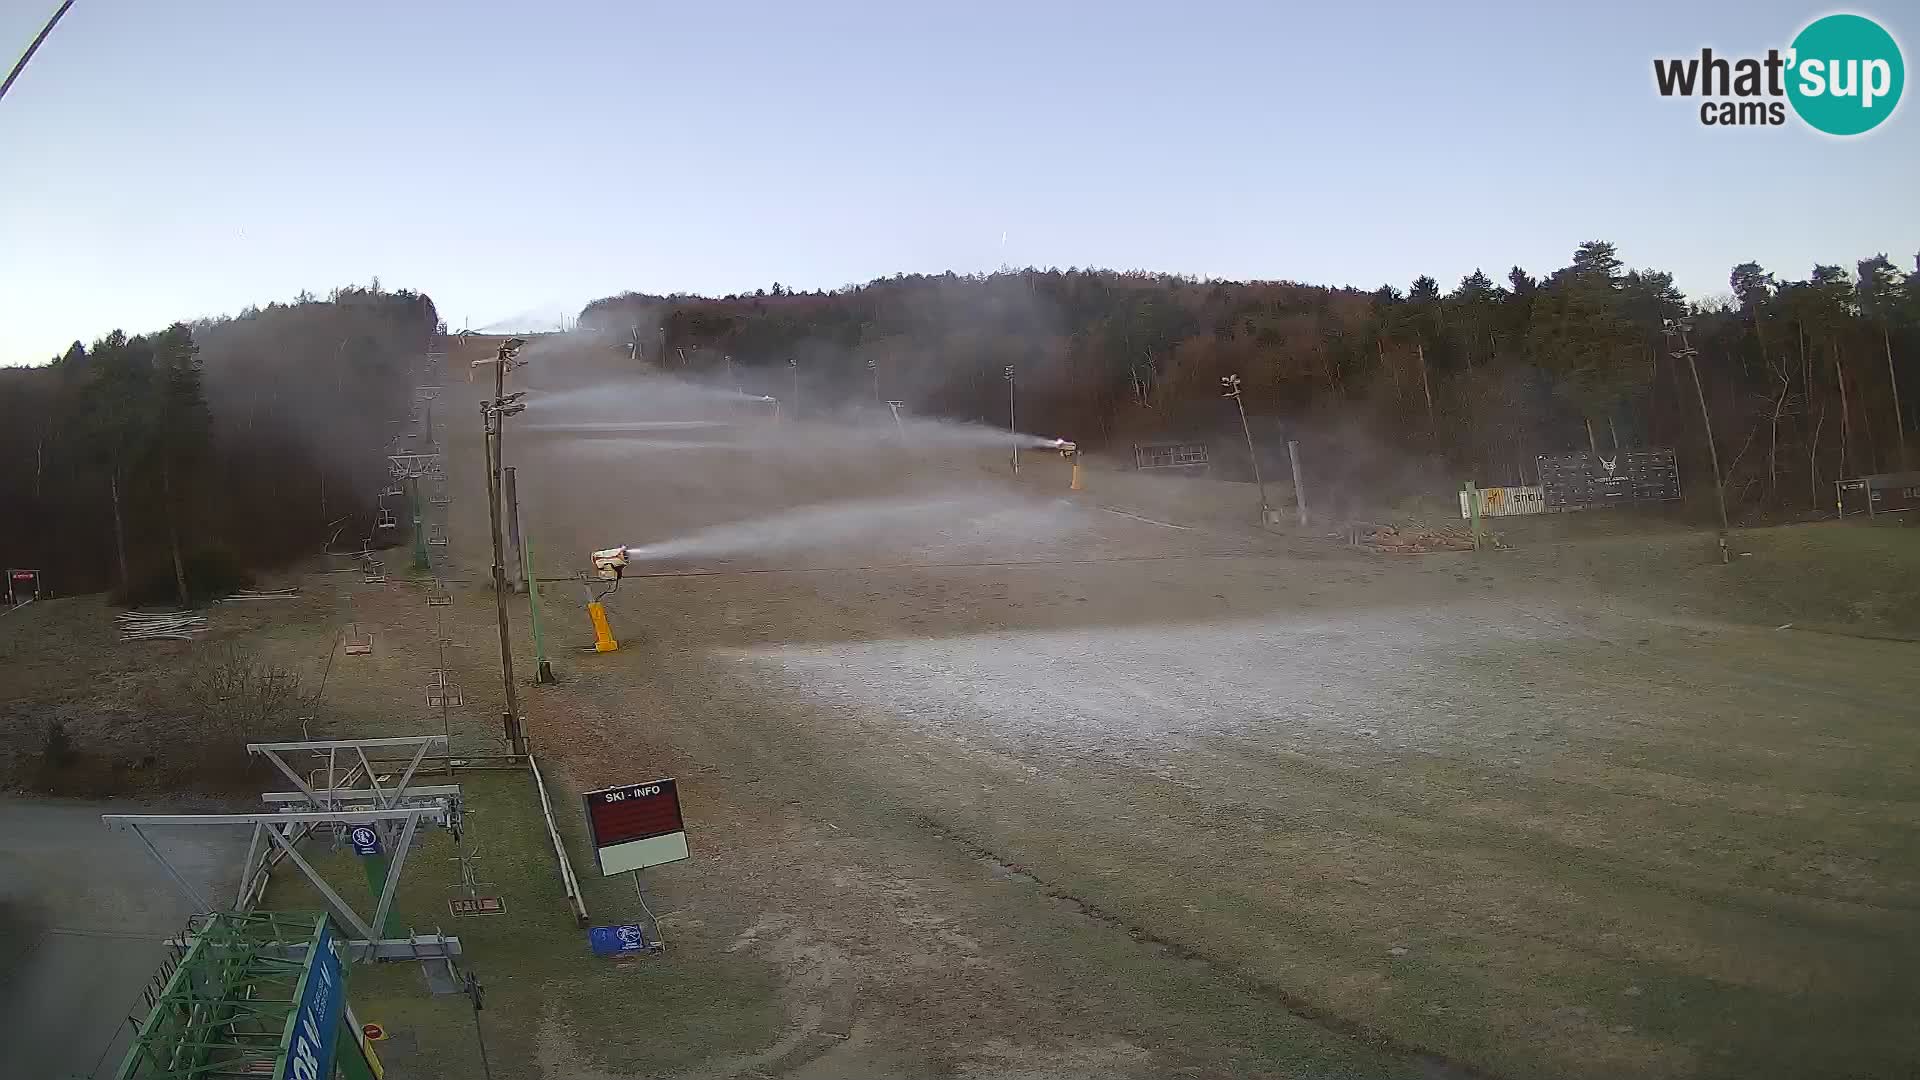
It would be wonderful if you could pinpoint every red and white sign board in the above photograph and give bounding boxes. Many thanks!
[583,778,689,876]
[6,569,41,606]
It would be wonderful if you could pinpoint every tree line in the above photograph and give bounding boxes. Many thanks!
[581,243,1915,517]
[0,286,439,603]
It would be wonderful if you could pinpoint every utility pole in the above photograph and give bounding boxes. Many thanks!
[1664,319,1730,564]
[1005,364,1018,473]
[480,338,529,756]
[788,357,799,417]
[1222,374,1270,520]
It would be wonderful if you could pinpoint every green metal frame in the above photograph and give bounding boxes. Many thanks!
[409,476,431,572]
[523,533,551,678]
[115,911,340,1080]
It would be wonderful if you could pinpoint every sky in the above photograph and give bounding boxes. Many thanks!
[1,0,1915,364]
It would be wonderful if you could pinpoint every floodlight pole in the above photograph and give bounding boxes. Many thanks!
[1006,364,1018,473]
[1222,374,1270,519]
[1664,320,1730,564]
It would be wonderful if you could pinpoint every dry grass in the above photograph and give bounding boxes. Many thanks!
[0,592,332,795]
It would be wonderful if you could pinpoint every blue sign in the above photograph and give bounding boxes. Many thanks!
[349,825,382,857]
[589,924,653,957]
[277,924,344,1080]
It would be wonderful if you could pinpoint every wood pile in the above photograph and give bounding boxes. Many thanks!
[117,610,209,641]
[1349,522,1496,554]
[215,587,301,602]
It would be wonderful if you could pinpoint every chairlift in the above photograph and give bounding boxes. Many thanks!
[381,483,403,498]
[427,669,465,708]
[376,508,399,530]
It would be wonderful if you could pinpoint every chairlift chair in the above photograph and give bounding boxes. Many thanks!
[426,667,464,707]
[376,508,399,530]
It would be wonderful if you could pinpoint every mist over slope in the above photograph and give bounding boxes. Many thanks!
[580,252,1919,519]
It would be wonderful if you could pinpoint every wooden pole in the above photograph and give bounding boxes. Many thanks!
[484,354,525,756]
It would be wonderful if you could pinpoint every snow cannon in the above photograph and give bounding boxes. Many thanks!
[1045,439,1083,490]
[591,546,629,581]
[584,546,627,654]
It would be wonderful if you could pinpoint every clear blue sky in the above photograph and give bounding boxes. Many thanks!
[2,0,1914,363]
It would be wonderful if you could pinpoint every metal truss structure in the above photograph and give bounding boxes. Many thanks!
[104,738,465,949]
[386,453,444,480]
[113,910,332,1080]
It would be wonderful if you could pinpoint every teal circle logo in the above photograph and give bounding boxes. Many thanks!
[1787,14,1904,135]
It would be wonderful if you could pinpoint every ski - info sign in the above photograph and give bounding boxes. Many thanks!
[583,778,689,876]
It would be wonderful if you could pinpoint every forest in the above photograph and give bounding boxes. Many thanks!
[0,286,439,602]
[2,242,1912,608]
[582,242,1917,518]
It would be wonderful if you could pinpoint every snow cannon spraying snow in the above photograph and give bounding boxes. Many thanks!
[591,546,629,581]
[1042,438,1083,490]
[583,546,628,654]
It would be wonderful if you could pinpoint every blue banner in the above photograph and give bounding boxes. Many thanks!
[278,923,345,1080]
[589,924,653,957]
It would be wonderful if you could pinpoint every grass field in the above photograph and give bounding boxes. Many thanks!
[1506,518,1920,637]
